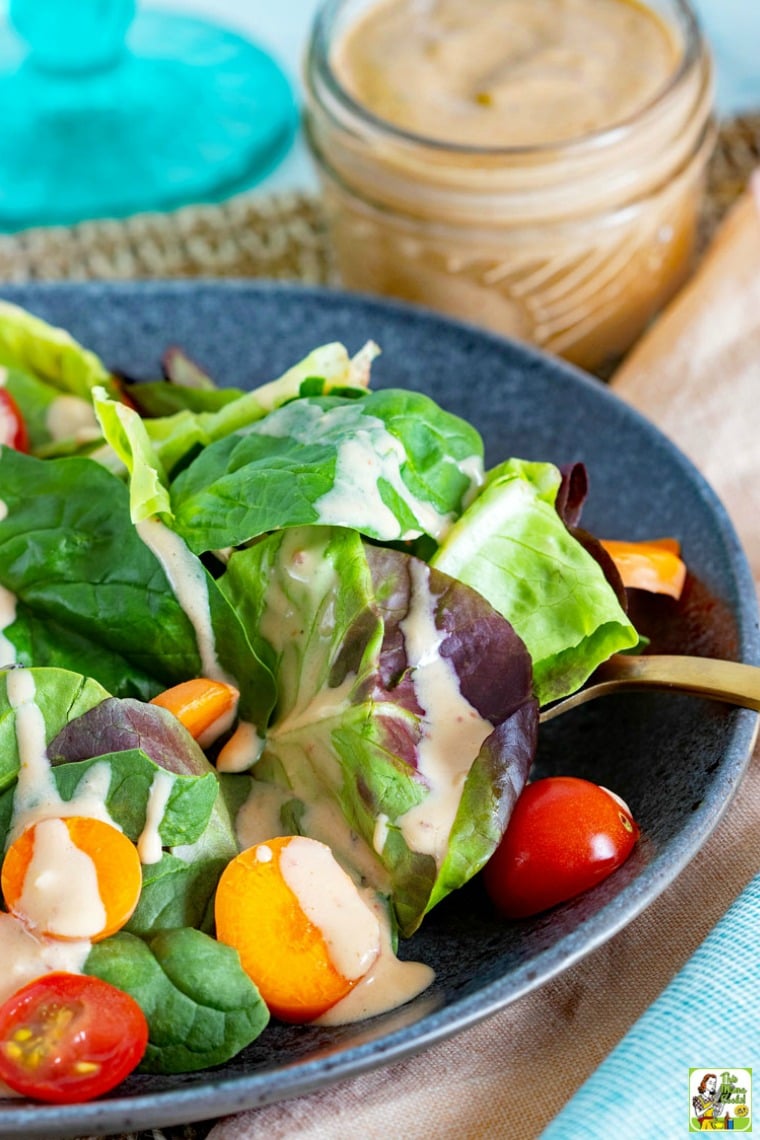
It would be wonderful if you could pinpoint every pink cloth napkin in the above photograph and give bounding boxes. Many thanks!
[208,177,760,1140]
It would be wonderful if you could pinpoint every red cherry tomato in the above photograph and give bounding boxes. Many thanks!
[0,389,28,452]
[0,972,148,1103]
[483,775,640,918]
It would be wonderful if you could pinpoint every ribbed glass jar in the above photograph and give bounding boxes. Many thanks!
[304,0,715,373]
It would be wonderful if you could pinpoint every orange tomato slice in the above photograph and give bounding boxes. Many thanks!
[2,817,142,943]
[600,538,686,600]
[215,835,380,1023]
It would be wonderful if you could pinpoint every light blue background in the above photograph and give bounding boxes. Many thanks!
[691,0,760,113]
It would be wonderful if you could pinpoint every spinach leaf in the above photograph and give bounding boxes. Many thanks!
[126,852,225,937]
[170,389,483,554]
[85,928,269,1073]
[0,450,276,724]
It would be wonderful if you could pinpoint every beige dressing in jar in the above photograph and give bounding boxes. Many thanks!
[305,0,714,371]
[335,0,678,148]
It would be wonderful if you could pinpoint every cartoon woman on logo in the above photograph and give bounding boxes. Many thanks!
[693,1073,732,1130]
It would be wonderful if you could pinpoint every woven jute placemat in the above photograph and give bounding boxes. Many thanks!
[4,112,759,1140]
[1,114,758,288]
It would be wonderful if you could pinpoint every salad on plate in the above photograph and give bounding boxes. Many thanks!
[0,300,682,1103]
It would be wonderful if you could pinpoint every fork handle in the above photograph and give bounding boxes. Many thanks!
[595,653,760,710]
[540,653,760,723]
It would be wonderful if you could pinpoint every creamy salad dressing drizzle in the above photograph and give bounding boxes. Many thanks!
[268,836,433,1027]
[7,668,63,823]
[7,668,116,841]
[45,395,101,444]
[314,901,434,1027]
[216,721,264,773]
[135,517,234,685]
[397,560,494,861]
[0,912,90,1005]
[17,818,107,940]
[278,836,380,982]
[137,768,175,865]
[235,758,434,1021]
[373,812,390,856]
[235,779,391,894]
[197,702,239,750]
[254,402,464,541]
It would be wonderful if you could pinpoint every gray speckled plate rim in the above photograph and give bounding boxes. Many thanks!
[0,280,758,1139]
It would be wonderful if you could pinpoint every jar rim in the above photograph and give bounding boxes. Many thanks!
[306,0,707,160]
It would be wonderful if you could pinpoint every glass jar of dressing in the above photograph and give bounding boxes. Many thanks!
[304,0,714,373]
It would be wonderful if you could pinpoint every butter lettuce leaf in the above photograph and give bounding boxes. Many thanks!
[0,301,113,399]
[93,386,172,523]
[144,340,378,476]
[432,458,639,704]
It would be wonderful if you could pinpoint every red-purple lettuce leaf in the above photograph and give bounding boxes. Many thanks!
[219,526,537,937]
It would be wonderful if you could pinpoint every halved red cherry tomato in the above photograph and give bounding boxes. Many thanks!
[0,973,148,1103]
[483,776,640,918]
[0,389,28,452]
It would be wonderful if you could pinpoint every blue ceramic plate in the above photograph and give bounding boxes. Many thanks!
[1,281,757,1139]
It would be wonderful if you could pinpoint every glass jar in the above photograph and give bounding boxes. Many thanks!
[304,0,715,374]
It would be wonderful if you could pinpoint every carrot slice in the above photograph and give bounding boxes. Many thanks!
[2,817,142,943]
[150,678,239,742]
[600,538,687,600]
[215,836,380,1023]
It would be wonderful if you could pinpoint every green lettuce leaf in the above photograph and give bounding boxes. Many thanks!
[432,458,639,704]
[93,386,172,523]
[2,368,101,456]
[0,301,113,399]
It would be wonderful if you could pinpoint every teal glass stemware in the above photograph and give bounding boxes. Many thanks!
[0,0,298,231]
